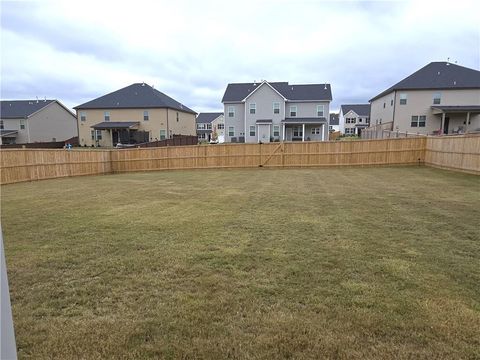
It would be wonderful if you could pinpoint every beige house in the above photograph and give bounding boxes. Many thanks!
[0,99,77,144]
[74,83,197,147]
[369,62,480,135]
[196,112,224,142]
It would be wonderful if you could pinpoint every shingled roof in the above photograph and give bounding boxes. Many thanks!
[196,112,223,124]
[222,81,332,102]
[329,113,339,125]
[370,62,480,101]
[1,100,56,118]
[340,104,370,117]
[74,83,196,114]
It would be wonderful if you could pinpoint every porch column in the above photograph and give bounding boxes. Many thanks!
[282,123,285,141]
[302,123,305,142]
[321,124,325,141]
[441,113,446,135]
[465,112,470,133]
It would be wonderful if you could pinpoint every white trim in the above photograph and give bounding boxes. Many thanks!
[282,123,285,141]
[302,123,305,142]
[249,103,256,114]
[289,105,297,117]
[273,102,280,114]
[242,80,287,102]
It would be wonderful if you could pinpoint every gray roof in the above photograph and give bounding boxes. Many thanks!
[0,100,56,118]
[329,113,339,125]
[341,104,371,117]
[282,117,327,124]
[370,62,480,101]
[196,112,223,124]
[91,121,139,130]
[222,81,332,102]
[75,83,196,114]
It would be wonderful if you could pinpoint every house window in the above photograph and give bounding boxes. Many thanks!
[143,110,149,121]
[104,111,110,121]
[20,119,25,129]
[176,112,179,122]
[311,127,321,134]
[290,106,297,117]
[383,102,386,108]
[390,99,393,106]
[217,123,225,129]
[228,126,235,136]
[399,93,407,105]
[346,118,356,124]
[92,130,102,140]
[273,102,280,114]
[249,103,256,114]
[91,130,95,140]
[228,106,235,117]
[206,124,212,130]
[249,125,256,136]
[411,115,425,127]
[197,123,206,130]
[345,128,355,135]
[433,93,441,105]
[273,125,280,137]
[316,105,324,117]
[293,126,303,137]
[329,125,333,130]
[160,130,166,140]
[80,111,86,121]
[96,130,102,140]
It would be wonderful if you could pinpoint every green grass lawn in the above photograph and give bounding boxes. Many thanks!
[1,167,479,359]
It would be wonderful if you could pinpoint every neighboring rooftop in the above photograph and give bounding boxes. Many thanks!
[329,113,339,125]
[341,104,371,117]
[196,112,223,124]
[370,62,480,101]
[222,81,332,102]
[74,83,196,114]
[0,100,56,119]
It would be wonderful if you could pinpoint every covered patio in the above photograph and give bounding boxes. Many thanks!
[0,130,18,145]
[431,105,480,134]
[281,118,328,141]
[91,121,147,146]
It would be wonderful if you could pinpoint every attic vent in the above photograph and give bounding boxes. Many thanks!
[324,84,327,90]
[438,71,440,75]
[291,86,294,90]
[453,80,456,85]
[141,82,146,86]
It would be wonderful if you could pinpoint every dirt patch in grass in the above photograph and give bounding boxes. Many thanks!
[2,167,479,359]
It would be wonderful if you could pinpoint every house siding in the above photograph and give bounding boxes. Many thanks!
[224,103,245,142]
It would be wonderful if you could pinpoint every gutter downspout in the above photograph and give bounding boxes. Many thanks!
[26,116,31,143]
[392,91,397,128]
[166,109,170,139]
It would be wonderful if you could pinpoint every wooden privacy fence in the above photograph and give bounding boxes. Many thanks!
[1,136,478,184]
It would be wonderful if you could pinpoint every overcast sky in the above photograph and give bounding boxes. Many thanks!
[1,0,479,113]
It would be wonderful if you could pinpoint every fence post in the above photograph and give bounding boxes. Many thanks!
[282,142,285,168]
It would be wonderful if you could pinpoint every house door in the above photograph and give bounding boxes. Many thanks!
[443,117,450,134]
[258,124,270,143]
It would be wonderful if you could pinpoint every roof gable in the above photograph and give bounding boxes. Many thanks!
[222,81,332,102]
[370,62,480,101]
[196,112,223,123]
[74,83,196,114]
[243,81,287,101]
[0,100,56,118]
[341,104,370,117]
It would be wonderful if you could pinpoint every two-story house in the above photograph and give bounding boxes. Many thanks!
[339,104,370,136]
[0,99,77,145]
[369,62,480,135]
[222,80,332,143]
[74,83,197,147]
[329,113,340,133]
[196,112,224,142]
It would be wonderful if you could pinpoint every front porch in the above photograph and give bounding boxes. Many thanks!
[281,118,328,142]
[91,121,148,147]
[431,106,480,134]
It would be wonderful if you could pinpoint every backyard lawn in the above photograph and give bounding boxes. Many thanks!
[1,167,479,359]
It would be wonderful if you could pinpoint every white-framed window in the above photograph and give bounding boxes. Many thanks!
[91,129,94,140]
[293,126,303,137]
[104,111,110,121]
[20,119,25,130]
[249,103,256,114]
[198,133,206,140]
[346,118,356,124]
[143,110,149,121]
[411,115,426,127]
[400,93,407,105]
[249,125,256,136]
[290,105,297,117]
[160,129,166,140]
[228,126,235,136]
[217,123,225,129]
[329,125,333,130]
[311,127,321,134]
[345,128,355,135]
[273,102,280,114]
[0,120,4,129]
[176,112,179,122]
[197,123,206,130]
[206,124,212,130]
[80,111,86,122]
[433,92,441,105]
[93,129,102,140]
[273,125,280,137]
[228,106,235,117]
[316,105,324,117]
